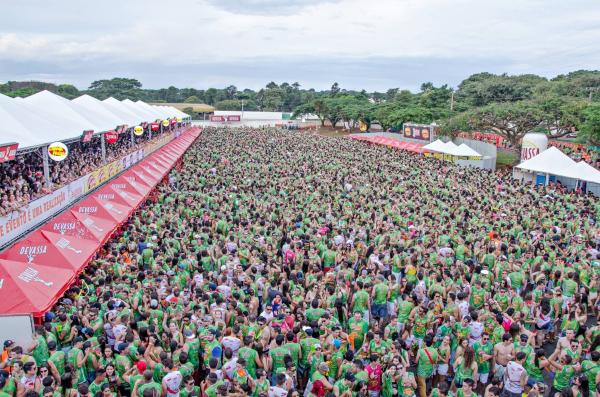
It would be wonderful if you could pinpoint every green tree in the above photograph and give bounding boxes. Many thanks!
[184,95,201,103]
[57,84,79,99]
[465,101,546,151]
[214,99,242,110]
[88,77,143,100]
[580,103,600,145]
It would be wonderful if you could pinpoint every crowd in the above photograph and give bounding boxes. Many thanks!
[0,130,169,216]
[0,126,599,397]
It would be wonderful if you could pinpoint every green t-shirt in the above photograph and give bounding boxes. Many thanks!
[553,364,575,391]
[373,283,389,305]
[417,347,438,377]
[473,341,493,374]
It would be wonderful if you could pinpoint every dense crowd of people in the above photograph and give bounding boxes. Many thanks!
[0,127,599,397]
[0,130,171,216]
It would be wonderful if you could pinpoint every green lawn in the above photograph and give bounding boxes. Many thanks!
[497,151,518,168]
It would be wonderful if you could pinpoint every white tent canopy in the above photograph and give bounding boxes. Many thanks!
[422,140,481,157]
[422,139,448,153]
[575,161,600,184]
[0,90,189,148]
[456,143,481,157]
[515,146,582,181]
[71,95,125,130]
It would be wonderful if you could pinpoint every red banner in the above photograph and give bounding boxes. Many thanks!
[227,115,241,122]
[82,130,94,143]
[150,123,160,131]
[0,143,19,163]
[105,131,118,144]
[210,115,226,122]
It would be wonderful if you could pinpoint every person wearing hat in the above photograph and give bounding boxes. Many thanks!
[514,334,534,362]
[0,340,14,373]
[123,360,147,393]
[309,362,332,393]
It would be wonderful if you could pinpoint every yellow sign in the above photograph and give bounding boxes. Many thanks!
[359,119,368,132]
[162,120,170,127]
[176,117,183,123]
[48,142,69,161]
[133,126,144,136]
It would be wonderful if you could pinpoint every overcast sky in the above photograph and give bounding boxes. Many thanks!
[1,0,599,92]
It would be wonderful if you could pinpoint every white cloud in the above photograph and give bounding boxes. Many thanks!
[0,0,599,88]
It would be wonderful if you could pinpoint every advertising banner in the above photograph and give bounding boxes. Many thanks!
[0,136,170,247]
[0,143,19,163]
[210,115,226,122]
[227,115,241,122]
[402,123,434,142]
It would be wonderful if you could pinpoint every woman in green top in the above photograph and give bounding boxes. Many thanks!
[452,346,477,392]
[525,349,551,384]
[397,365,417,397]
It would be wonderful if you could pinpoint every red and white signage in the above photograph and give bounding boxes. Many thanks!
[0,143,19,163]
[150,123,160,132]
[227,115,241,122]
[105,131,118,144]
[210,115,226,122]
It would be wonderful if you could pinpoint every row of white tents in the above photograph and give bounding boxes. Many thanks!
[0,90,190,149]
[422,139,482,157]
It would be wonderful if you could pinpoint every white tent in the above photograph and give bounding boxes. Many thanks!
[71,95,124,130]
[121,99,160,122]
[0,93,84,147]
[515,147,581,180]
[102,97,146,125]
[22,91,108,140]
[456,143,481,157]
[0,95,40,147]
[575,161,600,184]
[422,139,448,153]
[135,100,163,120]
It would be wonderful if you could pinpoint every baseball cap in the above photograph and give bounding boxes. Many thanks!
[3,340,14,348]
[136,361,147,373]
[520,334,529,341]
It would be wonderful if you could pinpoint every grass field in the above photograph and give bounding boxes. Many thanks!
[497,151,518,168]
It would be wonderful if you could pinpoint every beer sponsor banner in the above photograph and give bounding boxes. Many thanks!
[0,143,19,163]
[0,134,172,247]
[402,124,433,142]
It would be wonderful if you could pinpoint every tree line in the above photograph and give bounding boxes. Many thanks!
[1,71,599,146]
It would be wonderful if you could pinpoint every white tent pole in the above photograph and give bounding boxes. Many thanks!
[130,129,134,146]
[545,173,550,185]
[100,133,106,164]
[42,147,50,185]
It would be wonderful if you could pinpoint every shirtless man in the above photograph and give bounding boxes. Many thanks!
[493,333,515,381]
[551,329,575,360]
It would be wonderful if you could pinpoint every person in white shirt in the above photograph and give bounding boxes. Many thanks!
[268,373,289,397]
[161,359,183,397]
[503,352,528,397]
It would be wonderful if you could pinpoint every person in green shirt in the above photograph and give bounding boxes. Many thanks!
[580,351,600,395]
[133,371,162,397]
[347,311,369,352]
[29,327,50,366]
[268,335,290,378]
[472,333,493,391]
[179,375,200,397]
[351,282,370,321]
[415,336,438,397]
[552,355,576,393]
[371,275,390,327]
